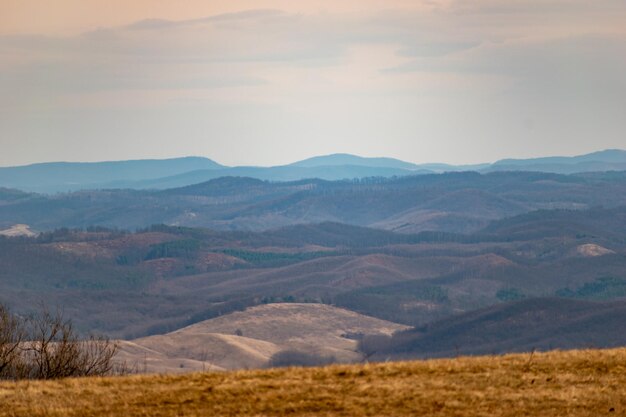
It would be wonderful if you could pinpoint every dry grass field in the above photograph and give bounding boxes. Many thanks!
[1,348,625,417]
[115,303,409,372]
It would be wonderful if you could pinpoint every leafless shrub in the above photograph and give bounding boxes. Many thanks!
[0,304,120,380]
[0,304,24,378]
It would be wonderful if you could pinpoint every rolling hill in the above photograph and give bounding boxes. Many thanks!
[116,303,408,372]
[366,298,626,360]
[1,202,625,340]
[118,298,626,373]
[2,171,626,233]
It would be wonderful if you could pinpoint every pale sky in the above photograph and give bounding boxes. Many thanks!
[1,0,625,167]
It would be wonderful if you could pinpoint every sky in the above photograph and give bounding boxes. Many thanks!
[1,0,625,167]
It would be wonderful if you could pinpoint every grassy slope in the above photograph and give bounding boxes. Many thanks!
[1,348,625,417]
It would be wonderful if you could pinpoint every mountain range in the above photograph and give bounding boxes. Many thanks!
[2,170,626,233]
[1,202,625,340]
[1,149,625,193]
[1,148,626,370]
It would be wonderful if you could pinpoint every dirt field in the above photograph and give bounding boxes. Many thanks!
[1,348,625,417]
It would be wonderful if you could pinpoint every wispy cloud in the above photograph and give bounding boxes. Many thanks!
[0,1,625,166]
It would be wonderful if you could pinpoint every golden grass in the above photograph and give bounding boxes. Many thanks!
[1,348,625,417]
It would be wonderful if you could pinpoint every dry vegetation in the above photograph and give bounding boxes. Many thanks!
[1,348,625,417]
[0,305,119,380]
[115,303,409,373]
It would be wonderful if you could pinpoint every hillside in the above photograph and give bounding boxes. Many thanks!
[135,164,423,190]
[1,205,626,338]
[2,348,625,416]
[116,303,408,372]
[365,298,626,360]
[0,224,36,237]
[3,171,626,233]
[481,206,626,240]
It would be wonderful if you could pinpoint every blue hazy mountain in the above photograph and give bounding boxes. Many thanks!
[0,154,431,193]
[290,154,489,172]
[130,165,431,190]
[0,150,624,193]
[0,157,224,193]
[487,149,626,174]
[289,153,421,170]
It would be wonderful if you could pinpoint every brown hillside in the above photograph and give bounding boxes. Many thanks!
[117,303,408,372]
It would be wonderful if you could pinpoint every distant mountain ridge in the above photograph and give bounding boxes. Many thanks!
[132,164,429,190]
[2,170,626,234]
[289,154,420,170]
[0,150,624,193]
[485,149,626,174]
[0,157,224,193]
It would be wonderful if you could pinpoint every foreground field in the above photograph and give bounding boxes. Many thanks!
[1,348,625,417]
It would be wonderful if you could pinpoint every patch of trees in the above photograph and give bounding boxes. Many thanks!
[496,288,526,302]
[145,239,201,260]
[334,282,450,326]
[556,277,626,300]
[0,187,31,201]
[0,304,120,380]
[222,249,340,268]
[36,227,128,243]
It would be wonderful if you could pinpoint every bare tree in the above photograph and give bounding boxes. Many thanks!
[23,307,118,379]
[0,303,120,380]
[0,304,24,378]
[77,335,119,376]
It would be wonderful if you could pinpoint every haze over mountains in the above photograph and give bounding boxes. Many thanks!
[1,149,624,194]
[2,168,626,234]
[1,148,626,368]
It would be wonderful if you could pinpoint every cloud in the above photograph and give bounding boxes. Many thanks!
[125,9,285,30]
[446,0,626,14]
[1,2,625,167]
[384,34,626,86]
[2,4,625,102]
[396,41,481,58]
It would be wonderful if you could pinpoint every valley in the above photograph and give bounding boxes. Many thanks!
[1,159,626,373]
